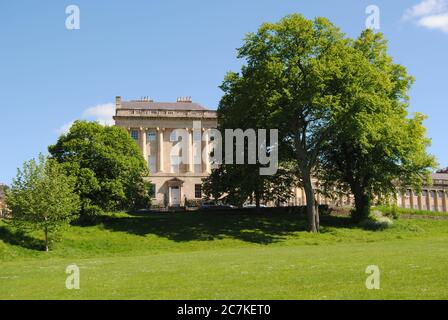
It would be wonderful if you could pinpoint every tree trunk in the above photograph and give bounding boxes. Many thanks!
[44,226,49,252]
[352,185,371,222]
[255,190,260,208]
[303,175,318,233]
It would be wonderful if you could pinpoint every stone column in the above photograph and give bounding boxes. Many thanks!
[204,134,211,174]
[157,128,164,173]
[140,127,147,160]
[168,186,171,207]
[417,192,422,210]
[187,128,194,173]
[410,190,414,209]
[442,190,447,212]
[426,189,431,211]
[401,191,406,208]
[434,190,439,212]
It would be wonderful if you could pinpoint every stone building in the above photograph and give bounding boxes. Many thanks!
[396,171,448,212]
[291,173,448,213]
[114,95,447,213]
[113,96,217,207]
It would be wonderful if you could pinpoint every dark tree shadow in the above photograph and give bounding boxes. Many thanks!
[100,211,358,244]
[0,226,44,250]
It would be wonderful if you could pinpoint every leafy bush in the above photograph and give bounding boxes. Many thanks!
[185,199,203,208]
[375,205,447,218]
[150,201,166,210]
[359,210,393,231]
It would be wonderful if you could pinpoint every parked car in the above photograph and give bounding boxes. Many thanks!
[200,201,236,211]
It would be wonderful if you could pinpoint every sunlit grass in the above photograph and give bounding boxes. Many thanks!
[1,212,448,299]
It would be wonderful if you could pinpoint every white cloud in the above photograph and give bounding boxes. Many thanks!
[403,0,448,33]
[56,102,115,135]
[418,13,448,32]
[82,103,115,126]
[56,120,75,135]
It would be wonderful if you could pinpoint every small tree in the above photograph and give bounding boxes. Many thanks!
[6,155,80,251]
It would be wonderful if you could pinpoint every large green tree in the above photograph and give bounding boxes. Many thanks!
[218,14,354,232]
[319,30,436,221]
[48,121,150,222]
[6,155,80,251]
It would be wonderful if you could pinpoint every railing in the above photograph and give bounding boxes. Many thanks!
[115,109,217,118]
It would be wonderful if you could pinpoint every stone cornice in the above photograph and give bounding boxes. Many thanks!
[114,108,217,120]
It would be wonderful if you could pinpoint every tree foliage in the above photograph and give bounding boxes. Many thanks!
[212,14,436,229]
[216,14,352,231]
[6,155,80,251]
[318,30,436,221]
[48,121,151,222]
[202,162,300,207]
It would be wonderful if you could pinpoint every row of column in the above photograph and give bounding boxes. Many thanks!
[399,189,448,212]
[264,186,448,212]
[134,127,211,174]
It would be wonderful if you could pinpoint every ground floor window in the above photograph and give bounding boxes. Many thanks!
[195,184,202,199]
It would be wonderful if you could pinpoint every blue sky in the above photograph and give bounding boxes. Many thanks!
[0,0,447,184]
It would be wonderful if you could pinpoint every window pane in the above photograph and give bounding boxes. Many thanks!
[148,155,156,173]
[131,130,139,140]
[148,132,156,141]
[170,130,179,142]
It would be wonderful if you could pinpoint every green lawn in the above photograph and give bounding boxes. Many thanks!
[1,211,448,299]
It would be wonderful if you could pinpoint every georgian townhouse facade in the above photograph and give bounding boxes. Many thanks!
[113,96,217,207]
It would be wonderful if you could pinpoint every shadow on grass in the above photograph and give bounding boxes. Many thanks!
[0,225,44,250]
[100,211,357,244]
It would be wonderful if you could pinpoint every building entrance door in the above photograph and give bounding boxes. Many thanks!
[170,186,181,206]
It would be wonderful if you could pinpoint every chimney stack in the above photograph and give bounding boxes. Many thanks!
[115,96,122,109]
[177,96,192,103]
